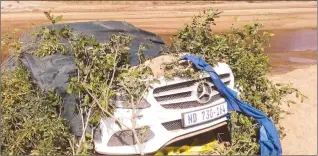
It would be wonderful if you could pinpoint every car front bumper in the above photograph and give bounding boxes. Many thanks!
[94,102,228,155]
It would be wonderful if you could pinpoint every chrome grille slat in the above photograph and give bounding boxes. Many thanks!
[207,77,231,87]
[153,87,193,97]
[153,80,196,94]
[161,94,224,109]
[155,92,192,102]
[158,96,194,105]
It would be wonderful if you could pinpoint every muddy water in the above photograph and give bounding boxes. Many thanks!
[158,29,317,74]
[265,29,316,53]
[265,29,317,74]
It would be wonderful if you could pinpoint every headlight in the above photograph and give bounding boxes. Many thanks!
[113,91,151,109]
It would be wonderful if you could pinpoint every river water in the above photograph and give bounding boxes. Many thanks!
[265,29,316,74]
[265,29,316,53]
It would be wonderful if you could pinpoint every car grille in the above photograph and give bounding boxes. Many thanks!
[153,73,231,109]
[162,120,183,131]
[107,127,155,147]
[161,94,224,109]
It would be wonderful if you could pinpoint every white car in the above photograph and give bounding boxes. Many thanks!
[15,21,235,155]
[94,62,235,155]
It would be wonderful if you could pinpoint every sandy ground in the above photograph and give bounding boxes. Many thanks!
[1,1,317,37]
[1,1,317,155]
[268,50,317,75]
[271,65,317,155]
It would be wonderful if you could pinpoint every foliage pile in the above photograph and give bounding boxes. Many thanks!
[166,9,305,154]
[1,17,75,155]
[1,65,73,155]
[2,12,154,155]
[1,9,305,155]
[65,31,154,154]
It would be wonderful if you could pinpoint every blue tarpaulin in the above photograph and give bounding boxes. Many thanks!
[180,54,282,155]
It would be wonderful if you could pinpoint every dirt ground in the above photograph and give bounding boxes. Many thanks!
[1,1,317,37]
[1,1,317,155]
[271,65,317,155]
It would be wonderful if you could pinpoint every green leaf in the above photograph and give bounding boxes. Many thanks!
[44,11,53,21]
[54,15,63,24]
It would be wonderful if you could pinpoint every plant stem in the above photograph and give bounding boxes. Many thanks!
[76,103,95,154]
[105,47,119,106]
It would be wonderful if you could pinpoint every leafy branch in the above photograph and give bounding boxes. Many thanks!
[44,10,63,24]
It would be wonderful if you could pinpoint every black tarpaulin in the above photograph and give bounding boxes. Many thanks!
[4,21,168,137]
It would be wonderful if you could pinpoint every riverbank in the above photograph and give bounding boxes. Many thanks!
[1,1,316,36]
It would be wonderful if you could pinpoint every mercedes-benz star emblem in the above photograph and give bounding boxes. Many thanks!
[196,82,213,104]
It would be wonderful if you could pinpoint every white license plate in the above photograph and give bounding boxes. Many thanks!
[182,103,228,128]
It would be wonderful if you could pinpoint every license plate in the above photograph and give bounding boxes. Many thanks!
[182,103,227,128]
